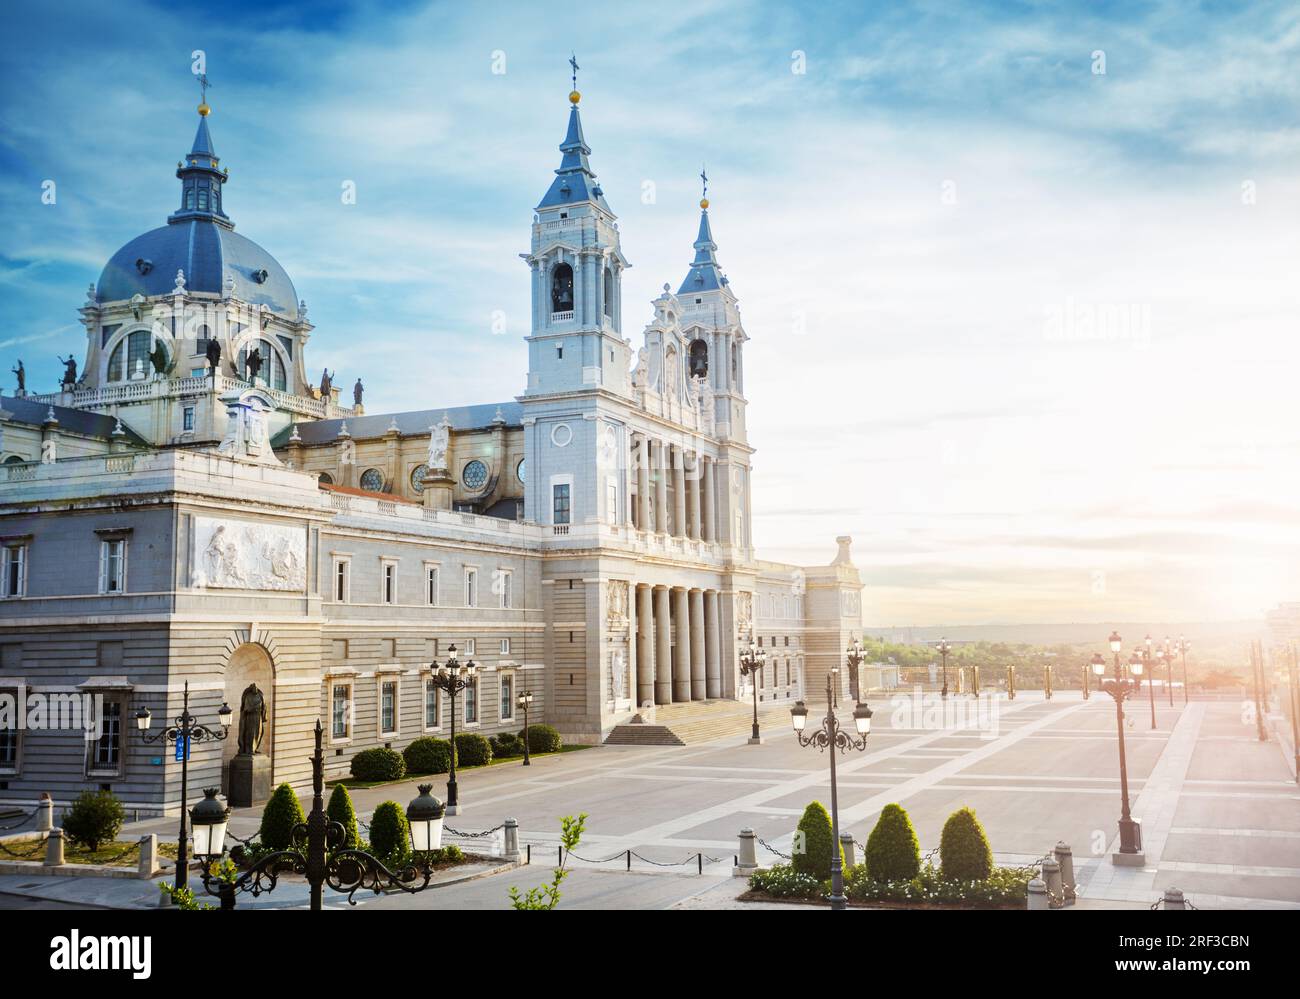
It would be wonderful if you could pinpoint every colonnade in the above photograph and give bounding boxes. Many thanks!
[630,433,720,541]
[633,583,723,705]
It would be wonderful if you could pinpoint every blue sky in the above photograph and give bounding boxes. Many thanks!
[2,0,1298,624]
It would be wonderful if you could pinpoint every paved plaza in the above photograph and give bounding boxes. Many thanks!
[3,691,1296,910]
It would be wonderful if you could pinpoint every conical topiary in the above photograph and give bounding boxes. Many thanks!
[792,800,843,882]
[864,803,921,882]
[326,783,360,849]
[260,783,306,851]
[939,806,993,881]
[369,800,410,866]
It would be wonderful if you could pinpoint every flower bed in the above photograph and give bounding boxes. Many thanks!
[742,861,1033,909]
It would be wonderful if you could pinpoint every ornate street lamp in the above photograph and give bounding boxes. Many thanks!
[425,643,480,814]
[739,639,767,745]
[136,681,232,893]
[937,638,951,699]
[190,723,446,910]
[1174,635,1191,705]
[1140,634,1158,730]
[517,689,534,766]
[1091,632,1144,857]
[845,637,865,702]
[790,666,872,911]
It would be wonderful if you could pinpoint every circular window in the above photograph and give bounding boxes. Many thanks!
[462,460,488,490]
[410,463,429,493]
[360,468,385,492]
[516,458,526,483]
[550,422,573,448]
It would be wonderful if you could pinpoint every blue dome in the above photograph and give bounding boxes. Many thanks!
[97,220,299,320]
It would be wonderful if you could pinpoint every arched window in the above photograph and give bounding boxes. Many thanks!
[689,339,709,378]
[185,186,195,210]
[107,330,152,382]
[551,263,574,314]
[317,472,333,486]
[603,266,614,318]
[236,338,287,391]
[197,187,208,210]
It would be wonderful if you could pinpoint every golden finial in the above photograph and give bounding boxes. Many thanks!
[196,72,212,116]
[700,198,709,209]
[568,53,580,104]
[569,90,581,105]
[699,167,709,210]
[198,103,211,116]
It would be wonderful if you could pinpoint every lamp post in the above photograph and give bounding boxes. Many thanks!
[1092,631,1143,857]
[425,643,479,814]
[1141,634,1157,730]
[136,680,232,893]
[190,722,446,910]
[1161,636,1175,706]
[789,666,872,911]
[739,639,767,745]
[1174,635,1191,705]
[517,689,534,766]
[937,638,951,699]
[1286,644,1299,786]
[845,637,865,702]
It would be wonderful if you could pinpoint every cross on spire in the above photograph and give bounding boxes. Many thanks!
[196,72,212,104]
[700,166,708,200]
[569,53,580,89]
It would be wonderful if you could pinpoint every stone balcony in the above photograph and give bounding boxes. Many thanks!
[25,375,355,422]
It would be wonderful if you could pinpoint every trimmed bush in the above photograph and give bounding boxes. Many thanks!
[454,732,493,767]
[865,803,921,883]
[939,806,994,882]
[326,784,360,849]
[490,732,523,758]
[260,783,306,851]
[404,737,452,775]
[519,723,562,754]
[63,790,125,851]
[792,800,843,882]
[369,800,409,866]
[350,747,406,782]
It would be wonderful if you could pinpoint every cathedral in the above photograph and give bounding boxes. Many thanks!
[0,79,865,812]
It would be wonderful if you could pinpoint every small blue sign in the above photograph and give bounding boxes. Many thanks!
[150,757,163,767]
[174,736,190,762]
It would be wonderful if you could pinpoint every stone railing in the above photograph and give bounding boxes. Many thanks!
[26,375,354,421]
[550,310,575,322]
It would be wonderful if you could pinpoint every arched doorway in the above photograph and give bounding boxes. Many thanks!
[222,643,274,802]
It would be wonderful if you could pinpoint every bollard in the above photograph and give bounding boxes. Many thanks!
[1042,857,1063,909]
[840,832,856,869]
[502,817,521,863]
[37,793,54,833]
[1027,876,1048,910]
[137,834,158,879]
[734,827,759,878]
[1054,841,1076,904]
[1163,887,1186,910]
[44,828,65,866]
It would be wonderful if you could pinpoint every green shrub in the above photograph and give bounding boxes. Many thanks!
[350,747,406,782]
[490,732,523,758]
[939,806,993,882]
[260,783,306,851]
[326,784,360,849]
[864,803,921,882]
[747,863,826,900]
[519,723,562,754]
[404,737,452,775]
[792,801,843,882]
[454,732,493,767]
[63,790,125,851]
[369,800,409,866]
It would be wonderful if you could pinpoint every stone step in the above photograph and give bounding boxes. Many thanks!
[603,725,685,746]
[604,702,795,746]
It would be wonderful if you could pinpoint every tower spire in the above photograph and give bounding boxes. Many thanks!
[537,57,611,213]
[678,173,724,294]
[169,80,231,228]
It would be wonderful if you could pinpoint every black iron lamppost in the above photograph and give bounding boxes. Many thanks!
[1174,635,1191,705]
[739,639,767,745]
[1160,636,1175,706]
[425,643,479,814]
[937,638,951,699]
[1091,631,1144,857]
[190,722,446,910]
[135,681,232,893]
[789,666,872,911]
[517,689,534,766]
[1141,634,1158,730]
[845,637,866,702]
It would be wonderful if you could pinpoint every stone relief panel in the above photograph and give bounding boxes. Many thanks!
[192,516,306,591]
[606,579,629,631]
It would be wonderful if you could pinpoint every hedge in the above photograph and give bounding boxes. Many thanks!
[490,732,524,758]
[939,806,993,882]
[63,790,125,851]
[369,800,410,866]
[350,747,406,782]
[792,801,842,882]
[454,732,493,768]
[326,784,361,849]
[404,737,453,775]
[260,783,306,851]
[864,803,921,882]
[519,723,562,754]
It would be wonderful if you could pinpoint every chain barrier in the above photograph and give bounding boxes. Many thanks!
[559,847,722,869]
[0,808,38,832]
[757,837,790,860]
[0,837,47,859]
[91,840,142,866]
[444,824,506,839]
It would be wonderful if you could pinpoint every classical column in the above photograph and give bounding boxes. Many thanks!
[653,439,667,535]
[689,589,706,700]
[688,451,702,541]
[672,445,687,538]
[636,584,654,707]
[704,589,722,698]
[636,434,650,532]
[654,586,672,704]
[701,455,715,543]
[673,587,692,701]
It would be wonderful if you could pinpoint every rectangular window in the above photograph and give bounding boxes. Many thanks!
[382,562,396,605]
[331,683,351,740]
[183,407,195,432]
[99,539,126,594]
[426,565,439,606]
[0,686,21,773]
[498,569,512,609]
[380,680,398,735]
[190,367,205,378]
[552,483,571,525]
[500,673,514,721]
[606,478,618,525]
[333,559,349,602]
[500,638,511,655]
[2,545,26,598]
[464,638,476,657]
[424,680,441,730]
[88,697,124,776]
[464,679,478,724]
[464,568,477,608]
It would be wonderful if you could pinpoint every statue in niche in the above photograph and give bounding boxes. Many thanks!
[663,348,679,399]
[631,347,648,388]
[237,683,268,756]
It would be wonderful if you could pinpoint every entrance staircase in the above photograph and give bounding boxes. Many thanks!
[603,698,796,747]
